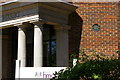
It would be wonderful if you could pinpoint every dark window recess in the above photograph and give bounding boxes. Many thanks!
[26,25,34,67]
[43,24,56,67]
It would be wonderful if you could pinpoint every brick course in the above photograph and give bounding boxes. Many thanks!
[73,2,120,57]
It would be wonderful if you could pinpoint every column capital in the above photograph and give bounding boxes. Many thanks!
[17,22,32,31]
[54,25,71,31]
[18,25,26,32]
[17,22,31,27]
[33,21,44,25]
[33,21,45,29]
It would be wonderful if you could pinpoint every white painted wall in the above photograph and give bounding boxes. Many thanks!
[15,60,66,79]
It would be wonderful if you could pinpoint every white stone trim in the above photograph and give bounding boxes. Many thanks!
[0,0,18,6]
[15,60,20,78]
[0,15,39,28]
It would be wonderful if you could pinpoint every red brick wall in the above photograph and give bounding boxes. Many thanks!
[118,1,120,58]
[74,2,120,57]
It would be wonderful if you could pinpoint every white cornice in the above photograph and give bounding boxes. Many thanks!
[0,15,39,28]
[0,0,18,6]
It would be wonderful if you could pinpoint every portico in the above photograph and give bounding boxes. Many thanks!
[16,21,70,67]
[0,2,82,80]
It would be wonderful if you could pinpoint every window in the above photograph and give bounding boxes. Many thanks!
[43,24,56,67]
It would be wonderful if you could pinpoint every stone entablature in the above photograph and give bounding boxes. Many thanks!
[0,2,77,28]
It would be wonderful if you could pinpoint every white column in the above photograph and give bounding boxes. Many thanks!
[17,27,26,67]
[55,25,70,67]
[34,22,43,67]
